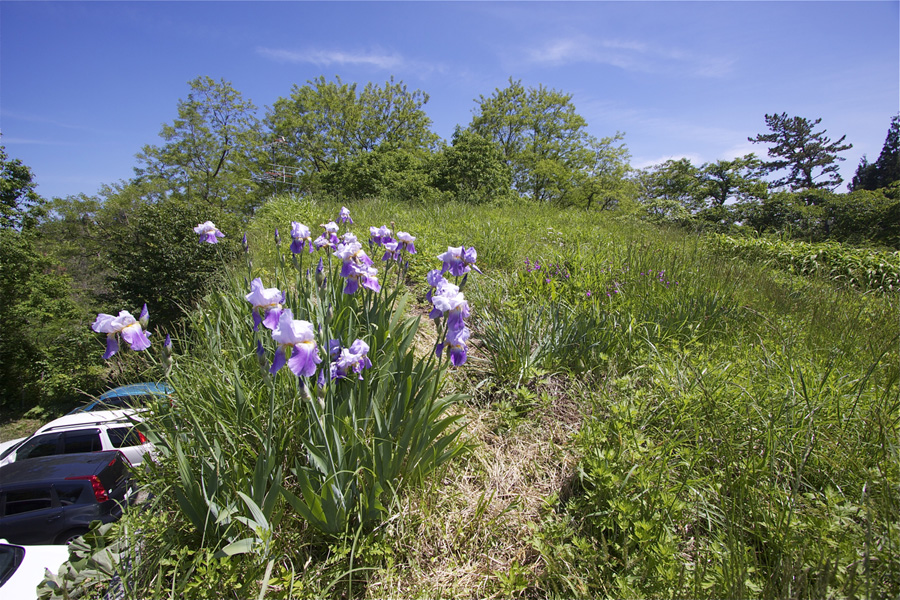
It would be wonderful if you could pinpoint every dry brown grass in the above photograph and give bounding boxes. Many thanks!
[364,376,587,599]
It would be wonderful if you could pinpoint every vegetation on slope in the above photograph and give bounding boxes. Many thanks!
[39,197,898,599]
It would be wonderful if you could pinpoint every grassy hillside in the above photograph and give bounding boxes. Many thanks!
[44,196,899,599]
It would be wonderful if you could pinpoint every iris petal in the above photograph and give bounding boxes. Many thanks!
[270,346,287,375]
[103,335,119,360]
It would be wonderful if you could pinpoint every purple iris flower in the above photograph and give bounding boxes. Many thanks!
[438,246,482,276]
[194,221,225,244]
[92,309,152,359]
[461,247,482,274]
[381,240,401,262]
[336,240,374,276]
[270,309,321,377]
[369,225,393,247]
[330,338,372,380]
[427,269,445,288]
[436,326,470,366]
[290,222,314,254]
[245,278,284,331]
[342,263,381,294]
[314,222,340,250]
[426,269,450,303]
[396,231,416,254]
[339,206,353,224]
[328,339,343,360]
[430,282,469,332]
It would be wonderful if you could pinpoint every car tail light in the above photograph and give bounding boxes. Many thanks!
[66,475,109,502]
[137,430,148,444]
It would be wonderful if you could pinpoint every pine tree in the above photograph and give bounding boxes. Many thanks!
[852,114,900,191]
[749,113,852,191]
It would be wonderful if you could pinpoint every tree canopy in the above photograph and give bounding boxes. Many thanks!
[1,145,43,230]
[748,113,852,191]
[135,76,264,215]
[431,127,513,204]
[469,78,603,204]
[850,114,900,191]
[266,76,438,194]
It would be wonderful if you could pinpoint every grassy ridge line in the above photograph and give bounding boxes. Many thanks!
[708,234,900,293]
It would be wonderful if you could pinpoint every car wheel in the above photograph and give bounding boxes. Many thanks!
[55,528,89,545]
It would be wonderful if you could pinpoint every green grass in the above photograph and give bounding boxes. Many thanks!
[40,195,900,599]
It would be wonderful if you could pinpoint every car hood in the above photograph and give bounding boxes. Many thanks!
[0,541,69,599]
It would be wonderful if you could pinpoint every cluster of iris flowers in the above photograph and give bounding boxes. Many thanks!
[427,246,481,366]
[92,212,480,376]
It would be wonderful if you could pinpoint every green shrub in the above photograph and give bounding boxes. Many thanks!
[709,234,900,293]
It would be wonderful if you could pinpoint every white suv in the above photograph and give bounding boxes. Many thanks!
[0,411,155,468]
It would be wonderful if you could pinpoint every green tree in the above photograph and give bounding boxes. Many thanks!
[322,144,439,203]
[0,151,99,411]
[0,145,44,230]
[136,76,264,215]
[749,112,852,191]
[694,154,768,226]
[698,154,768,208]
[104,198,242,332]
[823,186,900,247]
[469,79,599,203]
[639,158,703,213]
[571,133,634,211]
[36,193,107,308]
[850,114,900,191]
[431,127,513,204]
[741,191,827,238]
[267,76,438,194]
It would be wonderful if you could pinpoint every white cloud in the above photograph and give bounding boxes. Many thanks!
[721,142,761,161]
[633,153,704,170]
[257,46,404,70]
[255,46,450,80]
[523,35,734,78]
[0,136,79,146]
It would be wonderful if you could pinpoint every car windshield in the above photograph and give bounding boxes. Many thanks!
[0,440,25,461]
[0,544,25,588]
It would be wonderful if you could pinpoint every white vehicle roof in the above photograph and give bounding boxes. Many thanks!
[34,410,144,434]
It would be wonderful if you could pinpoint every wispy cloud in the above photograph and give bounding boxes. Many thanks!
[1,110,102,133]
[255,45,449,79]
[522,35,734,78]
[0,135,80,147]
[257,46,404,70]
[633,153,705,171]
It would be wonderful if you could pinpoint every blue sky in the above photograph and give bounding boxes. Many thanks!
[1,1,897,200]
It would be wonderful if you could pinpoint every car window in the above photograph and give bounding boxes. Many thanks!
[106,427,142,448]
[0,440,25,461]
[15,434,60,460]
[62,430,102,454]
[54,483,85,506]
[0,544,25,588]
[3,487,53,516]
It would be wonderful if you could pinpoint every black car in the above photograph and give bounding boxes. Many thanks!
[0,451,133,545]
